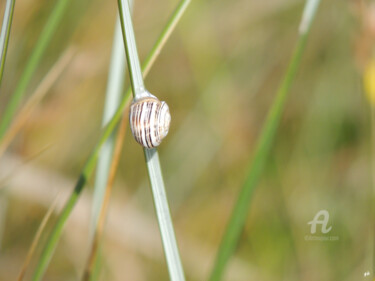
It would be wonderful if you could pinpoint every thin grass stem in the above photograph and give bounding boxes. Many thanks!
[89,0,190,278]
[208,1,321,280]
[0,0,72,139]
[0,0,16,89]
[117,0,144,97]
[0,48,75,158]
[17,193,61,281]
[371,105,375,276]
[117,0,186,280]
[30,1,190,279]
[91,17,127,238]
[83,109,128,281]
[89,7,132,279]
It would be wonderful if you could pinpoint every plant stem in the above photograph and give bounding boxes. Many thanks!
[0,0,72,139]
[89,4,133,278]
[31,0,190,279]
[91,17,127,238]
[17,193,61,281]
[208,1,321,280]
[118,0,187,280]
[83,109,128,281]
[0,48,75,158]
[0,0,16,89]
[117,0,144,97]
[89,0,191,278]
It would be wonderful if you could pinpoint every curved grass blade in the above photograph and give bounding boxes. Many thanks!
[0,0,73,139]
[0,0,16,89]
[31,1,190,279]
[117,0,187,279]
[208,1,321,280]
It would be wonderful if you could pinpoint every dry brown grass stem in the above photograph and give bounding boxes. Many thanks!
[0,48,75,158]
[17,192,62,281]
[82,108,129,281]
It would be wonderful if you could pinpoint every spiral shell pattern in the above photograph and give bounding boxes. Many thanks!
[129,97,171,148]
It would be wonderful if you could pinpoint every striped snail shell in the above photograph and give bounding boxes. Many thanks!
[129,95,171,148]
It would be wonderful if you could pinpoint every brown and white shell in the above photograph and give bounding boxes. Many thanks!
[129,96,171,148]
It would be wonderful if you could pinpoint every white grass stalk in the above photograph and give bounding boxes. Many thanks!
[117,0,185,280]
[299,0,320,34]
[90,16,127,236]
[0,0,15,88]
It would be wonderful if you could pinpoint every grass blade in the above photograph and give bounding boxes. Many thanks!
[208,1,321,280]
[117,0,144,96]
[0,0,72,139]
[117,0,187,279]
[0,0,16,89]
[83,110,128,281]
[88,0,191,278]
[143,148,185,280]
[17,193,61,281]
[89,4,133,278]
[91,17,127,237]
[30,0,190,279]
[0,48,75,158]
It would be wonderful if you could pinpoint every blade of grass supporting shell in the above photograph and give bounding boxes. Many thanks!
[0,0,16,89]
[30,1,190,279]
[88,0,190,278]
[208,1,321,280]
[117,0,186,280]
[0,0,72,139]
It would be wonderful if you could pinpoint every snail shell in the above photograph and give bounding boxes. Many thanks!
[129,96,171,148]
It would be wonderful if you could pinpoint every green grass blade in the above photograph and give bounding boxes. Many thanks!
[118,0,187,279]
[117,0,144,97]
[208,1,321,280]
[30,1,190,279]
[144,149,186,281]
[0,0,16,89]
[0,0,72,139]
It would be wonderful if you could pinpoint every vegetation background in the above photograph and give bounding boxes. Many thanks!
[0,0,373,280]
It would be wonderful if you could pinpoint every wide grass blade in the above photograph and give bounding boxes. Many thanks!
[117,0,187,279]
[0,0,16,89]
[0,0,73,139]
[30,0,190,279]
[208,1,321,280]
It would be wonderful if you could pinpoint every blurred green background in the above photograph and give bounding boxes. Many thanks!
[0,0,373,280]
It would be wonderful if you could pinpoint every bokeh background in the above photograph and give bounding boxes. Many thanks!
[0,0,374,280]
